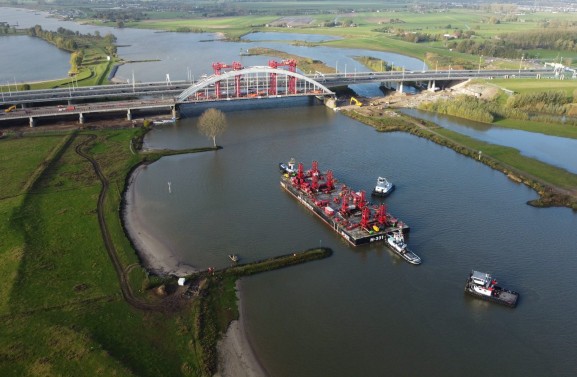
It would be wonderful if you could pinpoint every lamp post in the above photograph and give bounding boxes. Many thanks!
[478,55,483,75]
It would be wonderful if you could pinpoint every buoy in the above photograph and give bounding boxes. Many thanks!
[373,225,380,232]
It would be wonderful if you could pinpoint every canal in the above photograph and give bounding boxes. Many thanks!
[129,99,577,377]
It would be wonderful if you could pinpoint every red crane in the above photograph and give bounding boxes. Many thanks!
[376,204,387,226]
[268,59,297,95]
[212,61,243,98]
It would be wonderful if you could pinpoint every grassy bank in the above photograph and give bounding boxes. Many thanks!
[0,128,203,375]
[0,126,332,376]
[344,110,577,209]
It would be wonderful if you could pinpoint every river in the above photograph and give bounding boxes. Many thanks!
[4,8,577,376]
[132,99,577,377]
[0,8,423,84]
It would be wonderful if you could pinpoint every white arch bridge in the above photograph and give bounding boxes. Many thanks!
[176,66,334,103]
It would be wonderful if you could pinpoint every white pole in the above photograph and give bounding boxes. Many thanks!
[478,55,482,75]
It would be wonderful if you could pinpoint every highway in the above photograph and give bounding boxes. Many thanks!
[1,68,558,107]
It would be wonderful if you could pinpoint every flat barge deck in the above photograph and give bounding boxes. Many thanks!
[280,160,409,247]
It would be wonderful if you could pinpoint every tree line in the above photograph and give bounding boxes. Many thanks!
[26,25,117,56]
[27,25,116,57]
[449,29,577,59]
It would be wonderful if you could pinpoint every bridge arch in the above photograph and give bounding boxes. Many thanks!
[176,66,334,102]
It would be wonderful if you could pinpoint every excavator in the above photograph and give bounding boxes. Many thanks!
[350,97,362,107]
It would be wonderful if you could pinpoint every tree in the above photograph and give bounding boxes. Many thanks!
[197,108,227,147]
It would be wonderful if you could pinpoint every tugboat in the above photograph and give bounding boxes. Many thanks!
[279,158,297,175]
[464,271,519,307]
[228,254,239,262]
[386,230,421,265]
[372,177,395,197]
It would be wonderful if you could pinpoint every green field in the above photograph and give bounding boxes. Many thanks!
[0,130,204,376]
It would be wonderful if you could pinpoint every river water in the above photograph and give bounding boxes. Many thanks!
[4,8,577,376]
[403,109,577,175]
[134,99,577,377]
[1,8,423,84]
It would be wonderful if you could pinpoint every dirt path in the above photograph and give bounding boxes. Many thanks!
[76,134,185,312]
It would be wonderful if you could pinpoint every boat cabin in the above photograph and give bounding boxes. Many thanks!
[471,270,491,286]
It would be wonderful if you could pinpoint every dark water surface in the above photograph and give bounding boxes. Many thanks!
[133,99,577,377]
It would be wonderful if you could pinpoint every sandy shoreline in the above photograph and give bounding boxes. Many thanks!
[123,164,197,277]
[215,280,268,377]
[123,165,266,376]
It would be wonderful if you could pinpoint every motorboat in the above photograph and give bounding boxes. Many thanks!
[279,158,297,175]
[372,176,395,197]
[386,230,421,265]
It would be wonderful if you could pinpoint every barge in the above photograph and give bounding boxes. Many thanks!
[280,160,410,247]
[464,271,519,308]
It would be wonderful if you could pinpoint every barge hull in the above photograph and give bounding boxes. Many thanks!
[464,284,519,308]
[281,180,409,246]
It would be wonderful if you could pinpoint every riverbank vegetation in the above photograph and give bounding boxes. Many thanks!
[419,86,577,127]
[247,47,335,74]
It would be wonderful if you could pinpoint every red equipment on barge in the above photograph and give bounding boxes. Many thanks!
[280,159,409,246]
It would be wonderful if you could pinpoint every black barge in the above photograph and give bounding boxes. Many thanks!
[280,160,409,247]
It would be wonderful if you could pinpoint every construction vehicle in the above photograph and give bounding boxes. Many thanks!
[4,105,17,113]
[350,97,362,107]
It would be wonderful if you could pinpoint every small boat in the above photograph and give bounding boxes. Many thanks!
[228,254,239,262]
[152,117,176,125]
[372,176,395,197]
[386,230,421,265]
[279,158,297,175]
[464,271,519,307]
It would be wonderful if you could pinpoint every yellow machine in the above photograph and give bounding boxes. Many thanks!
[4,105,17,113]
[350,97,362,107]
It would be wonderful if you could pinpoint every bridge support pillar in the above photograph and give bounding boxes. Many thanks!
[127,109,132,121]
[29,117,35,128]
[428,80,436,92]
[398,82,404,93]
[79,113,84,124]
[172,105,179,119]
